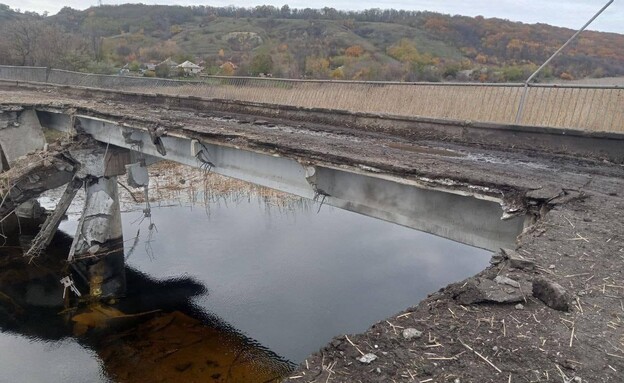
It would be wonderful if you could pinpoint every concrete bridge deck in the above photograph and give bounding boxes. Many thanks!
[2,82,622,194]
[0,82,622,250]
[1,82,624,382]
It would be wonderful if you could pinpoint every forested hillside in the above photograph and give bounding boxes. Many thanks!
[1,4,623,82]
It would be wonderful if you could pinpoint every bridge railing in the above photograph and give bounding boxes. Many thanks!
[0,65,48,83]
[1,65,622,133]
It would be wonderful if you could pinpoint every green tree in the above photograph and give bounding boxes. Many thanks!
[129,61,141,71]
[250,53,274,75]
[155,62,170,78]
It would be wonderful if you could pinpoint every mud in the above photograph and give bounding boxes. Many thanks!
[1,84,624,382]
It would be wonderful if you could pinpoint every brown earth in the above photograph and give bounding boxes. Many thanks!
[1,84,624,382]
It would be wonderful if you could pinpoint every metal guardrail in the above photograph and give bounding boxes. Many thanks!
[0,65,622,133]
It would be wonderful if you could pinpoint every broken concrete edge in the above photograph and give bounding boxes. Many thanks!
[4,145,132,297]
[3,81,624,164]
[0,109,47,166]
[25,178,83,258]
[0,135,141,230]
[118,110,532,217]
[15,104,538,219]
[0,153,76,221]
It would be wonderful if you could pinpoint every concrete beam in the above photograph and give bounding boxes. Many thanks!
[40,111,524,251]
[31,86,624,163]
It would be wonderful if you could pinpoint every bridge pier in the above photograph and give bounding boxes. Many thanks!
[0,108,52,233]
[69,176,126,299]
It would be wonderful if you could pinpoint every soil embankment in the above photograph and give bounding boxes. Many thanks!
[285,193,624,382]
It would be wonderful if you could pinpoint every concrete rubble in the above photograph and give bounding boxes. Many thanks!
[532,277,571,312]
[501,248,536,270]
[0,108,144,301]
[450,277,527,305]
[401,328,423,340]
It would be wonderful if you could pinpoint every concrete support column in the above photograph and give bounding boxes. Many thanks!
[70,176,126,299]
[0,108,50,233]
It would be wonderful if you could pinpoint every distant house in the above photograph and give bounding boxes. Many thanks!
[159,58,179,70]
[177,61,202,75]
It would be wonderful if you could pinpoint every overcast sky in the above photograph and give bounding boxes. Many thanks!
[5,0,623,34]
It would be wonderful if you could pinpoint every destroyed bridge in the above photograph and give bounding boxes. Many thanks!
[0,65,622,297]
[0,65,623,381]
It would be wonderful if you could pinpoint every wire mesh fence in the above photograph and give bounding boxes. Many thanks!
[0,65,48,83]
[0,65,622,132]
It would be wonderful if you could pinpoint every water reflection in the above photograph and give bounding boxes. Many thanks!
[111,164,494,362]
[0,163,497,382]
[0,232,293,383]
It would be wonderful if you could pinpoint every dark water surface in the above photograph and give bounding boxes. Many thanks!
[0,191,492,383]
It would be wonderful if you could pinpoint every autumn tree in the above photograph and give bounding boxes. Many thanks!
[219,62,236,76]
[0,19,89,70]
[475,54,488,64]
[1,19,43,65]
[387,39,422,63]
[304,56,330,78]
[387,38,437,80]
[345,45,364,57]
[35,25,90,70]
[330,67,344,79]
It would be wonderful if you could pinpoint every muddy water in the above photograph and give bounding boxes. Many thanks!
[0,165,497,383]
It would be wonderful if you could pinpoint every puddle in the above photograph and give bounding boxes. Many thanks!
[0,162,505,382]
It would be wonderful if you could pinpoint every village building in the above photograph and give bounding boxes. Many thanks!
[177,61,203,75]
